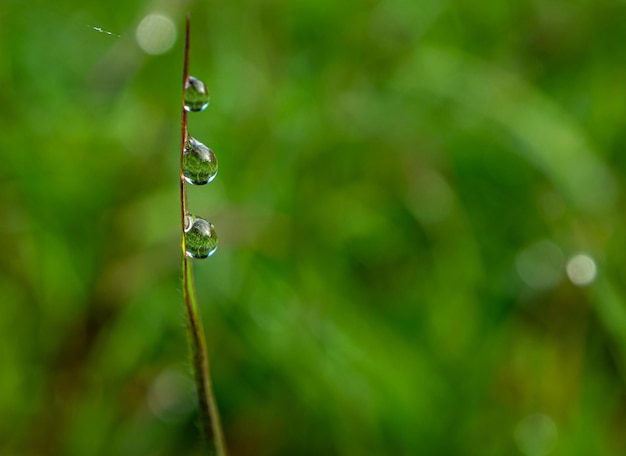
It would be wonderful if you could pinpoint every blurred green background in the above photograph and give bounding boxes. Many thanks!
[2,0,626,454]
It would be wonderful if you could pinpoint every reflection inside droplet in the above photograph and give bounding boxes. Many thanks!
[136,13,177,55]
[184,213,218,259]
[566,253,597,286]
[184,76,210,112]
[183,137,218,185]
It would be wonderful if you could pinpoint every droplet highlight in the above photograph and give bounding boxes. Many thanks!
[184,76,210,112]
[184,214,218,259]
[183,137,218,185]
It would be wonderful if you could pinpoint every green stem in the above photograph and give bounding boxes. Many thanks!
[182,257,227,455]
[180,13,227,456]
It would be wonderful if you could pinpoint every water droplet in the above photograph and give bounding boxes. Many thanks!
[183,137,218,185]
[184,76,210,112]
[184,214,218,259]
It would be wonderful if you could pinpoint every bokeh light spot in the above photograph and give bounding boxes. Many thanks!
[147,368,195,423]
[514,413,558,456]
[566,254,597,286]
[136,13,177,55]
[515,240,564,290]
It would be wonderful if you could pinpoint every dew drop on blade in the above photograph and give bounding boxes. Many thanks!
[183,137,218,185]
[184,76,210,112]
[184,214,218,259]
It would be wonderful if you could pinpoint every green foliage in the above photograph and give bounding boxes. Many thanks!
[2,0,626,454]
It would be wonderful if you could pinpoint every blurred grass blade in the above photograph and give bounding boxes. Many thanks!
[393,45,618,214]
